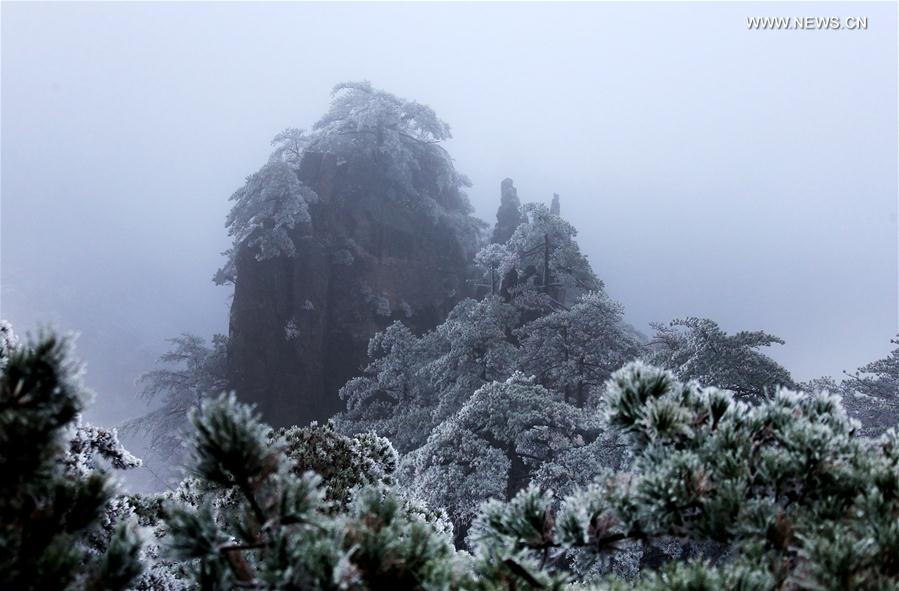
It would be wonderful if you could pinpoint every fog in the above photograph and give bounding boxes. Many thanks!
[2,1,896,430]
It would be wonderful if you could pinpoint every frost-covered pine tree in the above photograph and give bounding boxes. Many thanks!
[123,333,229,482]
[469,361,899,589]
[268,127,309,168]
[338,322,442,453]
[646,317,794,401]
[132,361,899,589]
[482,201,599,312]
[214,161,318,285]
[338,296,520,452]
[341,205,642,523]
[401,373,599,540]
[426,297,521,424]
[843,333,899,397]
[816,333,899,436]
[0,332,143,591]
[273,420,399,508]
[517,291,642,406]
[0,319,20,369]
[161,392,460,589]
[10,327,896,589]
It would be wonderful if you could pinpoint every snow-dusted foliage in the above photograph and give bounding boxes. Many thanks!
[273,421,399,507]
[0,333,144,590]
[66,422,142,477]
[0,319,20,368]
[158,393,462,589]
[215,161,318,284]
[7,327,898,589]
[803,334,899,436]
[646,317,794,401]
[124,333,229,479]
[467,362,899,588]
[401,421,510,536]
[217,82,482,285]
[477,201,600,311]
[474,242,509,295]
[308,81,473,213]
[339,296,522,454]
[340,204,643,533]
[843,333,899,400]
[517,291,642,406]
[338,321,443,453]
[401,373,598,538]
[427,297,521,423]
[314,81,451,144]
[268,126,309,168]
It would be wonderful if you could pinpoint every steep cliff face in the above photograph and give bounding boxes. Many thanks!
[228,147,480,427]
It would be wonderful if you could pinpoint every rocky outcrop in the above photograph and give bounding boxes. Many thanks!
[491,178,526,244]
[228,149,479,427]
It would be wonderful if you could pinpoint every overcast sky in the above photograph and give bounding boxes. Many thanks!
[2,2,897,429]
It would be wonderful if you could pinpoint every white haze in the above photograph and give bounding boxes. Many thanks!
[2,2,896,429]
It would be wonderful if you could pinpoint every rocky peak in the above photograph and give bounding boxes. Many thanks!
[491,178,526,244]
[224,83,483,427]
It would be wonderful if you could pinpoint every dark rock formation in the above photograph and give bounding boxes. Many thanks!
[491,178,526,244]
[228,150,480,428]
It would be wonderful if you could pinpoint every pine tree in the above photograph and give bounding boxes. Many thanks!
[164,392,462,589]
[0,332,143,590]
[123,333,229,484]
[517,292,641,407]
[469,362,899,589]
[807,333,899,436]
[10,330,895,589]
[646,317,794,401]
[400,372,600,542]
[482,201,599,312]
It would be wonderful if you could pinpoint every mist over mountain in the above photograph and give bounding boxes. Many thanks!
[2,3,898,589]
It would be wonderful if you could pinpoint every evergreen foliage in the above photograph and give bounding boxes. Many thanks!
[482,202,599,312]
[401,373,599,539]
[215,162,319,284]
[0,319,19,369]
[846,334,899,400]
[216,81,481,284]
[340,196,642,537]
[805,334,899,436]
[647,317,794,401]
[272,421,398,508]
[123,333,229,483]
[517,292,641,407]
[468,362,899,589]
[0,332,143,590]
[163,392,461,590]
[5,326,898,589]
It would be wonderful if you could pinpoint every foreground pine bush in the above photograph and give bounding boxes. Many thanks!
[0,333,143,590]
[471,362,899,590]
[165,392,463,589]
